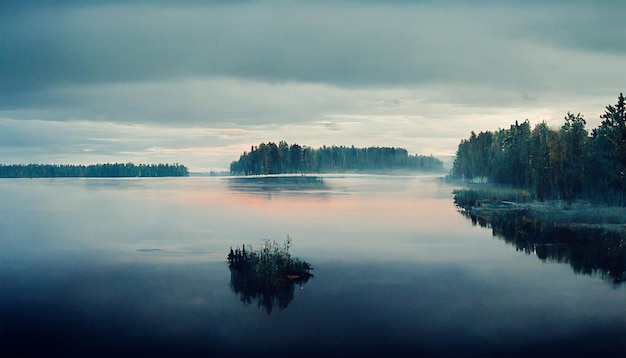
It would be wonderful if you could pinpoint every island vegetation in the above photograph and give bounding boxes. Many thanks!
[227,237,313,314]
[0,163,189,178]
[450,93,625,205]
[230,142,443,175]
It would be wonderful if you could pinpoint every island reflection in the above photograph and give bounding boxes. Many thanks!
[458,207,626,284]
[227,238,313,314]
[226,175,327,197]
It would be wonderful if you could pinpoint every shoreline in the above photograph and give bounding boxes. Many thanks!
[453,187,626,284]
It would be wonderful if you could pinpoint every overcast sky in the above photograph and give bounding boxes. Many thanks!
[1,0,624,172]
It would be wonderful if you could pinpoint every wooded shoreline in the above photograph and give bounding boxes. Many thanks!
[450,93,625,206]
[0,163,189,178]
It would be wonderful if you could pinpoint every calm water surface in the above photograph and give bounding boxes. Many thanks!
[1,175,624,357]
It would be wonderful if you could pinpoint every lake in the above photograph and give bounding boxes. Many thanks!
[1,175,624,357]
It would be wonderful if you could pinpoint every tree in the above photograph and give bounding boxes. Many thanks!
[529,122,554,200]
[278,140,290,173]
[560,112,589,200]
[289,144,302,173]
[266,142,281,174]
[499,120,531,187]
[597,93,626,203]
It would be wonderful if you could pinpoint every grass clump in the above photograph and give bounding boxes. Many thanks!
[453,187,531,208]
[227,236,313,313]
[227,236,313,281]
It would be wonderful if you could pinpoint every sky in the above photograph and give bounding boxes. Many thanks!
[1,0,624,172]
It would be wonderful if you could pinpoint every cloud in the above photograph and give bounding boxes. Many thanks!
[1,75,612,129]
[0,117,241,170]
[2,1,623,94]
[0,77,391,126]
[0,1,624,170]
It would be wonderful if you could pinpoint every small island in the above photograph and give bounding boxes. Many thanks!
[227,237,313,314]
[230,142,443,175]
[0,163,189,178]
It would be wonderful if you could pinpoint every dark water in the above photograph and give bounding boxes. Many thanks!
[1,175,624,357]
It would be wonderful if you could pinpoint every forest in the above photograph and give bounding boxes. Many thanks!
[450,93,625,205]
[229,142,444,175]
[0,163,189,178]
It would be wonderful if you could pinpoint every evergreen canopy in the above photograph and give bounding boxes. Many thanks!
[451,93,626,205]
[230,142,443,175]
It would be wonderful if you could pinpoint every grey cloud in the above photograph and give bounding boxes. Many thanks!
[505,2,626,56]
[2,1,623,106]
[1,78,366,125]
[1,0,623,169]
[0,117,241,170]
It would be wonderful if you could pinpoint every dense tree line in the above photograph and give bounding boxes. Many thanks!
[230,141,443,175]
[451,93,626,205]
[0,163,189,178]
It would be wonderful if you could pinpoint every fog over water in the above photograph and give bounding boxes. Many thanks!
[1,175,624,357]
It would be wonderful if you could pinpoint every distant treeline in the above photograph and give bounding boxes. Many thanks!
[230,141,444,175]
[0,163,189,178]
[450,93,625,205]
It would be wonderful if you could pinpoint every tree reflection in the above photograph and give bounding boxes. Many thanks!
[227,175,327,195]
[459,208,626,284]
[227,238,313,314]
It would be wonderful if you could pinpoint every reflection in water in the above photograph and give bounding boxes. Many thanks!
[226,175,327,196]
[227,239,313,314]
[229,267,312,314]
[1,177,625,356]
[459,208,626,284]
